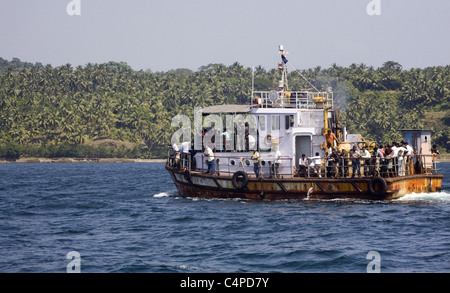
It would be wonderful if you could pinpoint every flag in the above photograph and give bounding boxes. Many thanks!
[281,54,288,64]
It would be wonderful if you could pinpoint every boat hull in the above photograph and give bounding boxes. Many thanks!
[166,166,443,200]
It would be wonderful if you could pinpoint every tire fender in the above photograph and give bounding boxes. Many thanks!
[369,177,387,196]
[231,171,249,189]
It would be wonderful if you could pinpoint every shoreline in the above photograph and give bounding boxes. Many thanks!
[0,157,166,163]
[1,157,449,163]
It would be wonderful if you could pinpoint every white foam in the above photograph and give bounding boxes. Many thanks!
[153,191,177,198]
[394,191,450,202]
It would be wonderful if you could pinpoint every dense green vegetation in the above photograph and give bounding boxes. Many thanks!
[0,57,449,159]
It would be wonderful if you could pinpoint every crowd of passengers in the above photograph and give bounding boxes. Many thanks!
[295,140,440,178]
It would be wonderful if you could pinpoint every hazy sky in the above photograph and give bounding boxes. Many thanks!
[1,0,449,72]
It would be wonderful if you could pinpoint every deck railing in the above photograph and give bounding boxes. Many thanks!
[167,150,441,179]
[252,91,333,109]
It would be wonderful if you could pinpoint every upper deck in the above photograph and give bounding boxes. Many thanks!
[251,90,334,110]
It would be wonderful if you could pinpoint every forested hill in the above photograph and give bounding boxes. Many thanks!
[0,57,449,159]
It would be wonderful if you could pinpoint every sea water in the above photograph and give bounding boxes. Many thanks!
[0,162,449,273]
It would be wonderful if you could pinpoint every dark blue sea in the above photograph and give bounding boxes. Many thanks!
[0,162,449,273]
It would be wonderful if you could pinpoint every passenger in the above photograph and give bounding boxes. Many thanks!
[180,141,190,169]
[391,142,399,156]
[398,141,407,156]
[335,149,344,178]
[404,142,413,156]
[172,142,179,153]
[272,146,282,178]
[384,144,390,158]
[403,141,414,175]
[373,147,384,177]
[324,129,339,148]
[309,152,323,178]
[298,154,308,177]
[385,147,394,177]
[360,146,371,177]
[375,146,384,159]
[203,144,215,174]
[221,131,231,152]
[350,145,361,178]
[251,149,261,178]
[431,144,440,172]
[326,142,333,157]
[431,144,440,156]
[381,145,389,177]
[171,143,180,167]
[342,150,350,178]
[398,150,405,176]
[327,148,340,178]
[391,142,399,176]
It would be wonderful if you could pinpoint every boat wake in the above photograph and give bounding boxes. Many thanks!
[394,191,450,203]
[153,190,178,198]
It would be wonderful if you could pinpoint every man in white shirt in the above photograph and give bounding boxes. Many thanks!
[309,152,323,178]
[404,142,413,156]
[272,146,282,178]
[403,141,414,175]
[203,144,215,174]
[298,154,308,177]
[171,143,179,166]
[180,141,190,168]
[172,143,179,152]
[360,147,371,176]
[398,142,407,157]
[391,143,399,157]
[391,142,400,176]
[221,131,231,151]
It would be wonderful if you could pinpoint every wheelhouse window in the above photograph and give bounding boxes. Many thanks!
[285,115,294,129]
[271,115,280,131]
[258,115,266,131]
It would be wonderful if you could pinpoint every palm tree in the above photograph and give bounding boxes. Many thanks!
[382,61,402,71]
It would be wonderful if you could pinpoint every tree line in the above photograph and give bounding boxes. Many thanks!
[0,58,448,159]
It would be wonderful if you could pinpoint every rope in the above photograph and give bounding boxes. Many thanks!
[287,63,319,91]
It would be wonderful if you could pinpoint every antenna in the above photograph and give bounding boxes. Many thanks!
[251,66,255,98]
[278,44,319,91]
[288,63,319,91]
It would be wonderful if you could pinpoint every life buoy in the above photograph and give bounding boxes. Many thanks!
[231,171,249,189]
[264,134,272,146]
[357,136,368,149]
[368,177,387,197]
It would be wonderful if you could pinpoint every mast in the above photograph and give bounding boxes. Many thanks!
[278,45,289,92]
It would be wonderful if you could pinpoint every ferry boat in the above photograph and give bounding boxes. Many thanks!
[165,46,443,200]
